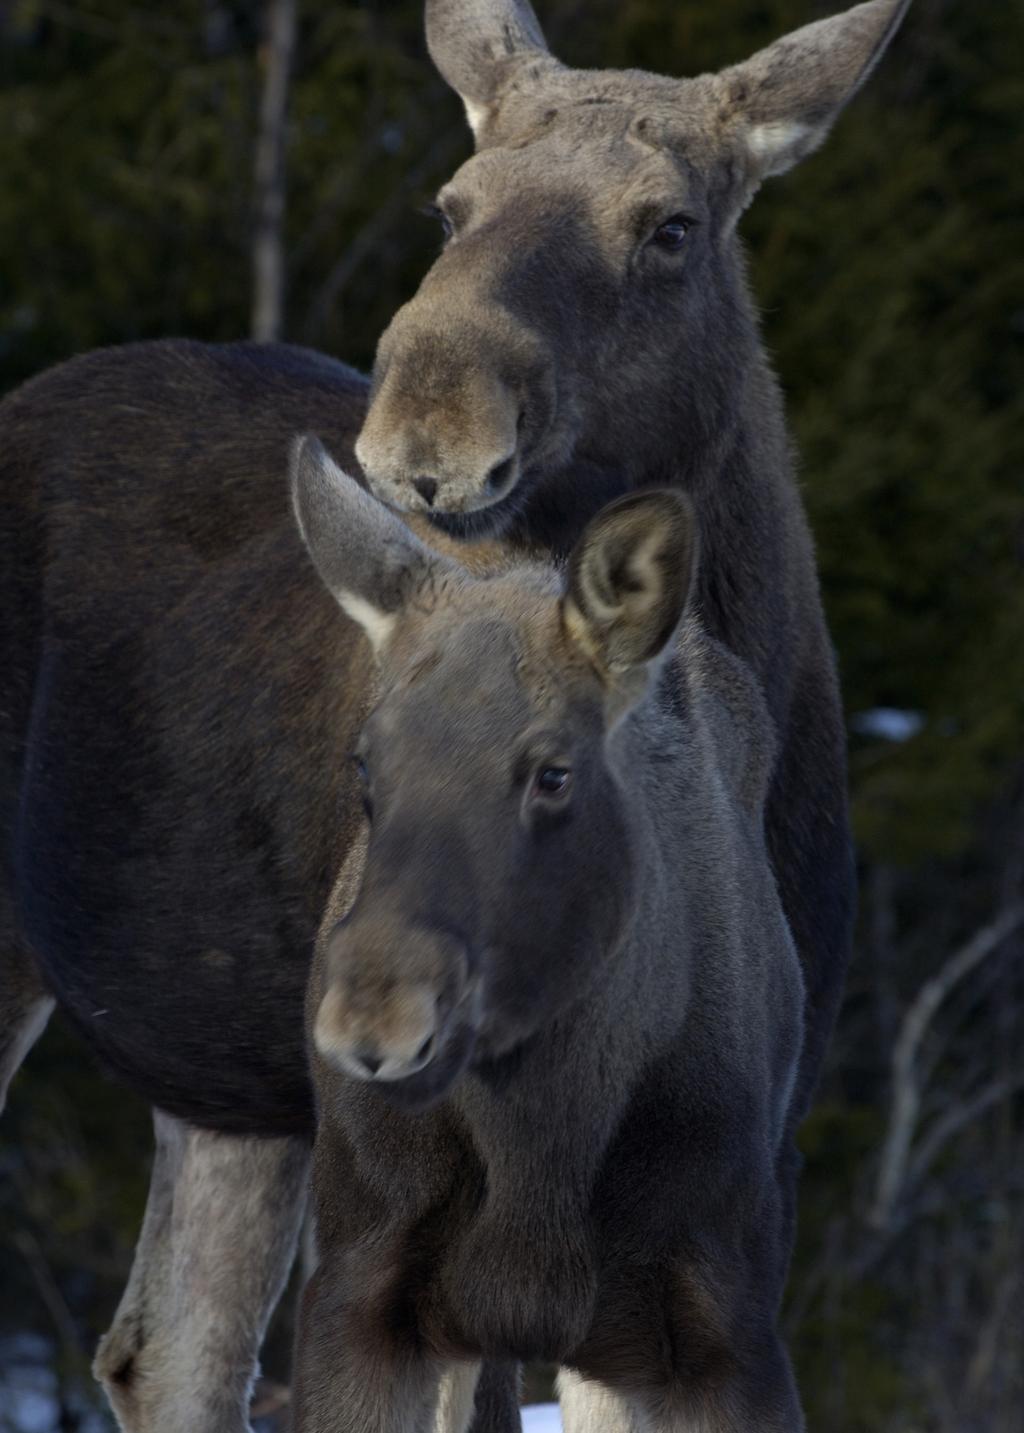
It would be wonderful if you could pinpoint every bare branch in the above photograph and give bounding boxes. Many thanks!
[12,1227,83,1357]
[300,126,463,345]
[906,1072,1024,1196]
[252,0,297,342]
[867,902,1024,1230]
[966,1240,1022,1396]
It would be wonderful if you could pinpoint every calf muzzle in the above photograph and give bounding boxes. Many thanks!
[313,917,477,1094]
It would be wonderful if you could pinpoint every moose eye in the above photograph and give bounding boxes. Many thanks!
[652,216,691,252]
[534,767,572,798]
[422,202,454,243]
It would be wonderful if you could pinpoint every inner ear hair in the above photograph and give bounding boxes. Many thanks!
[566,490,697,678]
[718,0,913,182]
[290,433,456,654]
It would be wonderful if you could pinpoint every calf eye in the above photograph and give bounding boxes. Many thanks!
[652,216,690,252]
[534,767,572,798]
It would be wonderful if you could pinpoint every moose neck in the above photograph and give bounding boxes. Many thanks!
[488,253,801,690]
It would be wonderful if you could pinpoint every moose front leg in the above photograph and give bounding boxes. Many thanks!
[666,1329,803,1433]
[565,1226,804,1433]
[561,1343,803,1433]
[558,1368,647,1432]
[94,1109,309,1433]
[467,1361,522,1432]
[292,1246,480,1433]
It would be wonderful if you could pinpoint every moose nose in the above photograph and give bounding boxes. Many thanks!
[313,978,444,1084]
[354,1048,383,1078]
[413,475,438,507]
[350,1031,437,1081]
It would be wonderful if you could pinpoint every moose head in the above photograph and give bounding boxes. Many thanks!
[355,0,911,520]
[292,435,696,1106]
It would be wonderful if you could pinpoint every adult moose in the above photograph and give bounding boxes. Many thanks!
[290,440,806,1433]
[0,2,911,1429]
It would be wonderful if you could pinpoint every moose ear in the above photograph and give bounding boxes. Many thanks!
[564,490,698,682]
[717,0,911,183]
[290,435,449,655]
[425,0,555,140]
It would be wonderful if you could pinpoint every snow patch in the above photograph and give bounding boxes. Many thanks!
[522,1406,563,1432]
[851,708,925,743]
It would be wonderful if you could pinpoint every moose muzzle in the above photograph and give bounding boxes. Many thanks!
[355,302,555,515]
[313,913,478,1089]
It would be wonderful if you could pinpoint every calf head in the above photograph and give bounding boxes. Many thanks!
[292,436,696,1107]
[356,0,912,518]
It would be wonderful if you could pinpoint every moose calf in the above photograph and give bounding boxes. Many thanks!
[291,438,805,1433]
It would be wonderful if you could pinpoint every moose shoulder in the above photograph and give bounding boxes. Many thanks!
[291,439,806,1432]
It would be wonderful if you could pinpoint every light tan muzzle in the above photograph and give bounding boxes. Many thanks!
[356,354,521,514]
[315,979,441,1082]
[313,919,472,1083]
[355,287,556,515]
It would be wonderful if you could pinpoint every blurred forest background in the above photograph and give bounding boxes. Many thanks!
[0,1,1021,1429]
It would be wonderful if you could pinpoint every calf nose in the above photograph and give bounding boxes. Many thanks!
[313,980,442,1084]
[413,475,438,507]
[350,1030,437,1081]
[354,1048,383,1078]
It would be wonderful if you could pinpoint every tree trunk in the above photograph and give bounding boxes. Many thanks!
[252,0,297,342]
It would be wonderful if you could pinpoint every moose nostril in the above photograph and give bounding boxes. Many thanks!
[355,1048,383,1077]
[414,1032,435,1064]
[486,455,516,494]
[413,475,438,506]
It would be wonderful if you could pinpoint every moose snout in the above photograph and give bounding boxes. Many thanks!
[314,980,441,1082]
[356,387,522,516]
[356,307,552,516]
[313,921,475,1084]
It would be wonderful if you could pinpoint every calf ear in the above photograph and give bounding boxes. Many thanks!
[564,490,697,680]
[717,0,911,184]
[425,0,555,140]
[290,435,450,655]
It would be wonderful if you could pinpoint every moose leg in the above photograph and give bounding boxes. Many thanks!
[434,1363,483,1431]
[558,1368,646,1432]
[0,941,54,1114]
[648,1334,802,1433]
[562,1341,802,1433]
[467,1361,522,1433]
[565,1234,803,1433]
[293,1247,481,1433]
[94,1109,309,1433]
[643,1328,802,1433]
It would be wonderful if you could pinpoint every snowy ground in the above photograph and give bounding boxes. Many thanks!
[522,1406,562,1431]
